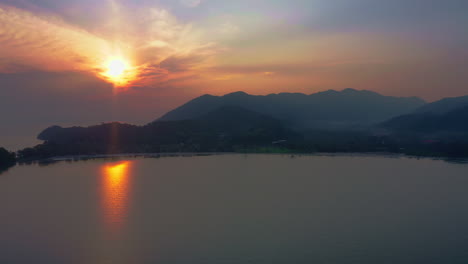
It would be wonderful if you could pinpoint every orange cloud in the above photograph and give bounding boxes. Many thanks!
[0,4,109,72]
[0,4,218,88]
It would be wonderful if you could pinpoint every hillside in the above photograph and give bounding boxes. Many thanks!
[16,92,468,160]
[20,106,299,159]
[414,95,468,114]
[0,147,16,172]
[158,89,426,130]
[382,104,468,134]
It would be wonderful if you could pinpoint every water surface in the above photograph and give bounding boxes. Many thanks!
[1,154,468,264]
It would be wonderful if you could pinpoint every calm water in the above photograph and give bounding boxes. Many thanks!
[1,154,468,264]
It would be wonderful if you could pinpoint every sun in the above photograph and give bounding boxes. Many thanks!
[105,57,128,78]
[101,56,134,87]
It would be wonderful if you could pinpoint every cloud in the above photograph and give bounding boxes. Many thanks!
[180,0,202,8]
[0,3,218,88]
[218,21,240,35]
[0,4,110,72]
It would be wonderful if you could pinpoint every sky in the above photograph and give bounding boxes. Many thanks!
[0,0,467,149]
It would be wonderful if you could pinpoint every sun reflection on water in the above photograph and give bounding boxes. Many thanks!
[101,161,133,234]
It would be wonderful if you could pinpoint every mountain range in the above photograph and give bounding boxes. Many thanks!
[15,89,468,159]
[382,100,468,134]
[159,89,426,130]
[414,95,468,114]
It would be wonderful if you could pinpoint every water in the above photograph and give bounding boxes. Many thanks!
[1,154,468,264]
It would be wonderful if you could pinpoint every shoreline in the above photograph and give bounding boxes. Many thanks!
[16,151,468,166]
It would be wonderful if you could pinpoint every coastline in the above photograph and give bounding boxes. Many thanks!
[17,151,468,166]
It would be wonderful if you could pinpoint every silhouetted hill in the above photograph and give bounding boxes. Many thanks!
[0,147,16,171]
[381,104,468,133]
[194,105,288,134]
[17,93,468,159]
[158,89,426,130]
[38,123,140,143]
[414,95,468,114]
[19,106,300,159]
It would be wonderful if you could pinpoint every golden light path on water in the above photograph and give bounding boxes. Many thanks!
[101,161,133,234]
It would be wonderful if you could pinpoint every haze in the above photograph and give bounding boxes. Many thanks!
[1,0,467,149]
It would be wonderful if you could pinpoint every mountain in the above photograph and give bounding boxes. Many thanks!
[378,103,468,157]
[21,106,299,159]
[192,105,290,135]
[19,98,468,159]
[18,91,468,160]
[381,104,468,133]
[414,95,468,114]
[158,89,426,130]
[381,94,468,134]
[0,147,16,171]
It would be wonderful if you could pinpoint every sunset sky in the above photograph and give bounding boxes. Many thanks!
[1,0,467,149]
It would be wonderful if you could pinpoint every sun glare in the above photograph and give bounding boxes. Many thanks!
[101,161,132,233]
[102,56,134,87]
[107,58,127,77]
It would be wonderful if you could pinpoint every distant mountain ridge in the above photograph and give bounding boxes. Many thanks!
[158,89,426,130]
[413,95,468,114]
[17,91,468,160]
[381,96,468,133]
